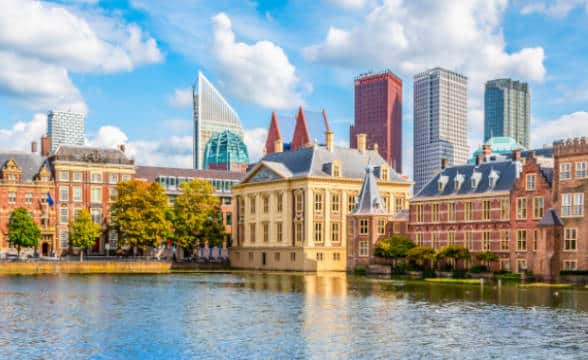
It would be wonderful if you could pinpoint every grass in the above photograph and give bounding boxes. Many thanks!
[519,283,573,288]
[425,278,482,285]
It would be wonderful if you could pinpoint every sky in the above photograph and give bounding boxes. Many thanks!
[1,0,587,179]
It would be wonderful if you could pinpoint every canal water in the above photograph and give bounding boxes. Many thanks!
[1,273,587,359]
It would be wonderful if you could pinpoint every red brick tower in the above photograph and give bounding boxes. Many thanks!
[265,112,282,154]
[290,106,311,151]
[350,71,403,173]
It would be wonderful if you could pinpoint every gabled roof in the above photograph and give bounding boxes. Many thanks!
[52,145,134,165]
[0,152,49,182]
[353,165,387,215]
[539,208,564,227]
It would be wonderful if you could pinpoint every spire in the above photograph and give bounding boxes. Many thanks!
[265,112,282,154]
[290,106,311,151]
[353,165,387,215]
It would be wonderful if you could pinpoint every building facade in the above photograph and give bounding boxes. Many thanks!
[484,79,530,148]
[350,70,403,173]
[47,111,85,151]
[193,72,244,169]
[204,130,249,172]
[413,67,469,194]
[230,132,412,271]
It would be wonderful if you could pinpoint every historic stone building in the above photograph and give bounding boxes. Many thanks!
[230,132,412,271]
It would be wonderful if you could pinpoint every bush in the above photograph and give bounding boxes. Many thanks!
[469,264,489,273]
[494,272,521,282]
[560,270,588,275]
[392,263,407,275]
[422,267,436,279]
[354,265,366,274]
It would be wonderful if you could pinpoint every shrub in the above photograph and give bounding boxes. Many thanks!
[560,270,588,276]
[469,264,489,273]
[422,267,436,279]
[354,265,366,274]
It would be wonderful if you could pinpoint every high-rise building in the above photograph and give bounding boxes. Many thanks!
[350,70,403,173]
[484,79,530,148]
[413,67,469,194]
[47,111,85,151]
[193,72,244,169]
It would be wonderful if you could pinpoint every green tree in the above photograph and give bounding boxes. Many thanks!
[69,209,102,262]
[8,208,41,258]
[477,251,499,269]
[111,180,172,253]
[374,235,416,266]
[172,179,224,253]
[406,246,436,268]
[435,245,471,270]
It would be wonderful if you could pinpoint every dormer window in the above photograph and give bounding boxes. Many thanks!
[489,170,500,189]
[332,161,341,177]
[471,172,481,189]
[437,175,448,192]
[454,173,464,191]
[381,166,389,181]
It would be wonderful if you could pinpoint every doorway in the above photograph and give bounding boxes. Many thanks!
[262,252,266,266]
[41,242,49,256]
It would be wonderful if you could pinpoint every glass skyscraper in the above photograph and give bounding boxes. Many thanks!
[484,79,530,148]
[47,111,85,151]
[193,72,244,169]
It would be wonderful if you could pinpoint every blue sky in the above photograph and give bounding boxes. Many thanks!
[0,0,587,178]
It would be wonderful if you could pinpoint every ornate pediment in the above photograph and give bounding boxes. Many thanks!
[248,166,282,183]
[36,164,52,182]
[2,159,22,181]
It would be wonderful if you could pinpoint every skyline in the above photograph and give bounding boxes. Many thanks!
[0,0,587,179]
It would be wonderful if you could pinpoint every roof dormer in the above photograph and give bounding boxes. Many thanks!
[488,169,500,189]
[437,175,448,192]
[454,172,464,191]
[471,171,482,189]
[2,159,22,182]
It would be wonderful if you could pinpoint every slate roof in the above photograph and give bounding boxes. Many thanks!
[258,145,409,181]
[540,167,554,186]
[539,208,564,227]
[136,166,245,182]
[353,165,387,215]
[0,152,48,182]
[414,160,519,198]
[52,145,134,165]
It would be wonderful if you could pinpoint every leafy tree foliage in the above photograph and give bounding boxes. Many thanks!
[172,179,224,252]
[8,208,41,257]
[406,246,436,266]
[69,209,102,262]
[435,245,471,270]
[374,235,416,263]
[477,251,499,268]
[110,180,172,251]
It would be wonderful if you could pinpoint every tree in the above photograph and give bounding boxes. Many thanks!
[406,246,436,268]
[477,251,499,269]
[69,209,102,262]
[435,245,471,270]
[374,235,416,266]
[110,180,172,253]
[172,179,224,253]
[8,208,41,258]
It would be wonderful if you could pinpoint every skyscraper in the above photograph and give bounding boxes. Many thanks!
[350,70,403,173]
[193,72,244,169]
[484,79,530,148]
[47,111,85,151]
[413,67,468,194]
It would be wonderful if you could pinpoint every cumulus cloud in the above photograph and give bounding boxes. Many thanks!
[520,0,588,18]
[211,12,306,109]
[531,112,588,148]
[167,88,193,108]
[0,113,47,152]
[0,0,162,112]
[243,127,268,162]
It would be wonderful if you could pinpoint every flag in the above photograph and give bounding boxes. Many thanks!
[47,192,54,206]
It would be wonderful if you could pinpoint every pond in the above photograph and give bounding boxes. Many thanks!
[0,273,587,359]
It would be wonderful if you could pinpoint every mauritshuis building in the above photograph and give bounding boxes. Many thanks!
[484,79,530,148]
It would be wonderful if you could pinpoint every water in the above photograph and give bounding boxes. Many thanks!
[1,273,587,359]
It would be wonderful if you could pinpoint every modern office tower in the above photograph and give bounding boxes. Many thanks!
[413,67,469,194]
[193,72,244,169]
[350,70,403,173]
[484,79,530,148]
[47,111,85,151]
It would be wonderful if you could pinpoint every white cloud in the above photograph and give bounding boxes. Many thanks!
[243,127,268,162]
[211,12,305,109]
[327,0,374,10]
[531,112,588,148]
[0,113,47,152]
[520,0,588,18]
[167,88,193,108]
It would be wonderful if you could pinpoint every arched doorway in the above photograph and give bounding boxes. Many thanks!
[41,242,50,257]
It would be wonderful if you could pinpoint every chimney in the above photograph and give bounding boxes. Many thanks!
[326,130,334,152]
[512,149,521,161]
[441,158,449,169]
[373,143,379,153]
[482,144,492,158]
[274,139,283,153]
[475,154,484,165]
[357,133,367,153]
[41,135,51,156]
[119,144,126,153]
[31,141,38,154]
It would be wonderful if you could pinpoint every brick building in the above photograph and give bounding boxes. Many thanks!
[350,70,403,173]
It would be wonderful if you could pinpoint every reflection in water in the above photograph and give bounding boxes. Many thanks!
[0,273,587,359]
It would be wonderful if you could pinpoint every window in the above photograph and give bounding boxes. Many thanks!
[333,164,341,177]
[24,192,33,205]
[331,194,340,212]
[562,193,584,217]
[109,188,118,202]
[574,193,584,216]
[416,233,423,246]
[359,240,368,257]
[516,198,527,220]
[314,222,323,243]
[393,223,400,234]
[415,204,424,223]
[72,187,82,202]
[60,231,68,249]
[563,260,577,271]
[73,172,82,182]
[333,253,341,261]
[290,252,296,262]
[314,192,323,212]
[74,208,82,220]
[564,228,577,251]
[109,230,118,248]
[276,223,283,242]
[249,223,256,243]
[466,232,473,250]
[276,193,283,213]
[533,230,540,252]
[263,195,269,213]
[91,172,102,183]
[560,162,571,180]
[109,174,118,184]
[432,233,439,249]
[517,230,527,251]
[59,186,69,201]
[60,207,68,224]
[517,259,527,273]
[348,195,357,213]
[59,171,69,182]
[377,219,386,235]
[431,203,439,222]
[263,223,269,243]
[448,203,456,222]
[465,202,473,221]
[501,231,510,251]
[395,198,403,213]
[533,197,544,219]
[295,222,303,244]
[91,187,102,204]
[331,222,340,242]
[8,191,17,204]
[316,252,324,261]
[483,231,491,251]
[576,161,587,178]
[122,175,131,182]
[295,192,303,213]
[90,208,102,224]
[501,199,510,220]
[526,174,536,191]
[448,231,455,245]
[274,252,280,262]
[250,196,256,214]
[483,200,491,221]
[359,219,369,234]
[381,167,389,180]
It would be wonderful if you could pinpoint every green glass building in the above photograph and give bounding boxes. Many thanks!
[484,79,530,148]
[204,130,249,171]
